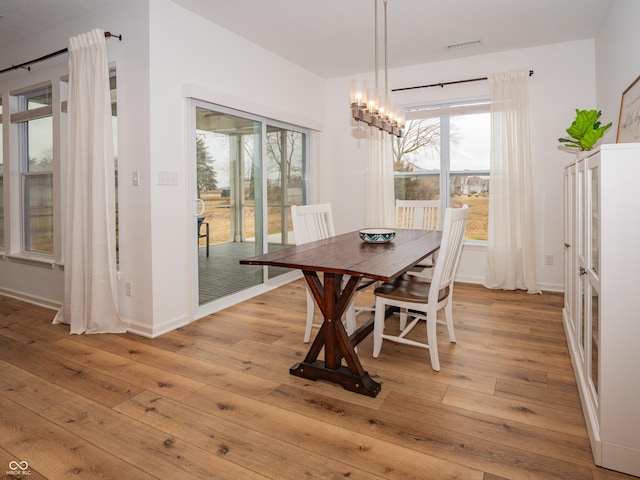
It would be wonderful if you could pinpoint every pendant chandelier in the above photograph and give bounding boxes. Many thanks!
[350,0,403,138]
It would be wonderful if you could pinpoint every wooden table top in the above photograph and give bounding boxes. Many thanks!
[240,229,442,282]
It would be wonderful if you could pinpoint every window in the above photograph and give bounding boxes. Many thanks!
[394,101,490,240]
[2,70,117,261]
[14,85,54,254]
[266,125,305,245]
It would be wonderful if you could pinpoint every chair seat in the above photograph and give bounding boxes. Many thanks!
[374,274,449,303]
[357,277,378,292]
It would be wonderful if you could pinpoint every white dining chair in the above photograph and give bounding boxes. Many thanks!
[372,205,468,371]
[396,199,440,274]
[396,199,440,230]
[291,203,373,343]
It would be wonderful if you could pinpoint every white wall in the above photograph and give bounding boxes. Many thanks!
[595,0,640,131]
[137,1,325,335]
[323,40,597,291]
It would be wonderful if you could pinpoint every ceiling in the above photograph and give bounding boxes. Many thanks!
[0,0,113,48]
[1,0,612,79]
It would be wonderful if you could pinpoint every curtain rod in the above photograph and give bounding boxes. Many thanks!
[0,31,122,76]
[392,70,534,92]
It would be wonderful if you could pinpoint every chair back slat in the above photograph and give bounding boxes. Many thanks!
[291,203,336,245]
[396,199,439,230]
[425,206,468,303]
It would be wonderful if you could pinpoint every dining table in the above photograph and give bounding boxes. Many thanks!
[239,228,442,397]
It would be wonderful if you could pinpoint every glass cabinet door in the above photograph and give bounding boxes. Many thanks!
[590,285,599,396]
[576,161,586,360]
[564,165,576,332]
[590,164,600,276]
[586,157,601,400]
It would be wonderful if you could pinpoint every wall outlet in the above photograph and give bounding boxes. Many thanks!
[158,171,178,186]
[544,254,554,266]
[125,281,132,296]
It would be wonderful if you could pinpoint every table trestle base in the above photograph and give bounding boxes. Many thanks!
[290,271,381,397]
[290,360,381,397]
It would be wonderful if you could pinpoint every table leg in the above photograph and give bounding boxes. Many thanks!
[289,271,381,397]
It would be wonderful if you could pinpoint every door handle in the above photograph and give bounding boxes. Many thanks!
[195,198,205,217]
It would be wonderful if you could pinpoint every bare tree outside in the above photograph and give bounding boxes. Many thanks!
[393,118,440,169]
[393,118,441,200]
[31,147,54,172]
[266,129,303,189]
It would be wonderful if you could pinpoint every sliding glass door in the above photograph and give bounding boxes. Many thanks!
[192,101,307,309]
[266,125,306,245]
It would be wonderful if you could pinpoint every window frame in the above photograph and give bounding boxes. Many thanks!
[396,99,491,242]
[11,84,55,256]
[1,69,117,265]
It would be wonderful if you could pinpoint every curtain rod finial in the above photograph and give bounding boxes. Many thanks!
[104,31,122,41]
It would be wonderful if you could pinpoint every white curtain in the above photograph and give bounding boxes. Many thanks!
[484,69,540,294]
[366,129,395,228]
[53,29,126,333]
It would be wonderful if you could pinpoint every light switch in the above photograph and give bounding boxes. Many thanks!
[132,170,140,186]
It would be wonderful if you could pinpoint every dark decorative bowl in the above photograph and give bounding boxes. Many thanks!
[359,229,396,244]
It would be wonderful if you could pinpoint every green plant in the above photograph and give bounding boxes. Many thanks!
[558,109,612,151]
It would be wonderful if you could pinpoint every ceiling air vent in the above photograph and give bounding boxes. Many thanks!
[445,40,482,51]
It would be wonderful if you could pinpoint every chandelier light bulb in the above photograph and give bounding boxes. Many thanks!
[368,97,378,115]
[350,78,368,109]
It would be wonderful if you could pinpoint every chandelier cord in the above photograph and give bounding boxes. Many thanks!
[374,0,379,91]
[384,0,388,97]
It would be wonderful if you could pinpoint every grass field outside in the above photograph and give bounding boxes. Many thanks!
[197,191,489,246]
[452,194,489,240]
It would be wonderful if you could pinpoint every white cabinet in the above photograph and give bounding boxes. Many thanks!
[563,143,640,477]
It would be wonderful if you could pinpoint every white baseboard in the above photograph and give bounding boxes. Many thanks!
[0,287,62,311]
[124,313,192,338]
[454,275,564,294]
[454,273,484,285]
[537,281,564,293]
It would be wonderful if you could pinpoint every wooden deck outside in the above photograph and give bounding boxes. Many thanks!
[198,241,291,304]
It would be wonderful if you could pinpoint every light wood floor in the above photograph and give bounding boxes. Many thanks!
[0,282,636,480]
